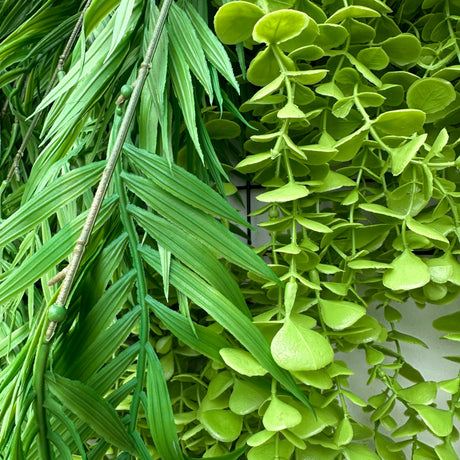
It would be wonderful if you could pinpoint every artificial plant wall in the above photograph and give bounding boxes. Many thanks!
[0,0,459,459]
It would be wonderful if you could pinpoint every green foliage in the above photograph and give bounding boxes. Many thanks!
[0,0,459,459]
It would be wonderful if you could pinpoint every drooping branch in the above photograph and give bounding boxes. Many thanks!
[45,0,174,342]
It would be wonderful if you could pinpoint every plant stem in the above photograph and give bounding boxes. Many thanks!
[5,0,93,184]
[46,0,173,342]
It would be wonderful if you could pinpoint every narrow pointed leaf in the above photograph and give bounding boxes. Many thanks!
[123,173,278,283]
[47,374,136,454]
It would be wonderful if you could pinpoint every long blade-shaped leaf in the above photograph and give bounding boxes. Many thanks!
[168,2,213,98]
[124,142,249,227]
[131,206,249,315]
[147,296,231,363]
[0,161,105,247]
[183,1,239,92]
[140,245,311,409]
[47,374,136,455]
[0,196,117,308]
[144,342,185,460]
[123,172,278,283]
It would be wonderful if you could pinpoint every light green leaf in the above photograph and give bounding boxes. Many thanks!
[348,259,392,270]
[357,47,389,70]
[320,299,366,330]
[271,317,334,371]
[383,250,430,290]
[200,410,243,442]
[247,46,288,86]
[390,134,427,176]
[407,78,455,114]
[220,348,267,376]
[406,216,449,245]
[229,379,269,415]
[214,1,264,44]
[253,9,309,44]
[326,5,380,23]
[433,311,460,332]
[316,24,349,49]
[263,396,302,431]
[410,405,453,437]
[47,374,136,454]
[397,382,437,405]
[343,443,380,460]
[381,34,421,66]
[257,182,309,203]
[333,417,353,447]
[374,109,426,136]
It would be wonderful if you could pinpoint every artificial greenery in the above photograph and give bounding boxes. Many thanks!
[0,0,459,459]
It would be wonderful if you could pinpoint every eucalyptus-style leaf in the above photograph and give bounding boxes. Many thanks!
[262,396,302,431]
[383,250,430,291]
[271,317,334,371]
[220,348,267,376]
[319,299,366,330]
[214,1,264,44]
[407,78,456,114]
[253,10,309,44]
[410,405,453,437]
[374,109,426,136]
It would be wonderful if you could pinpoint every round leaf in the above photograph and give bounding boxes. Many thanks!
[383,250,430,291]
[397,382,437,405]
[271,317,334,371]
[205,119,241,139]
[247,46,291,86]
[229,379,268,415]
[220,347,267,376]
[200,409,243,442]
[262,396,302,431]
[257,182,309,203]
[357,47,389,70]
[214,2,264,44]
[320,299,366,330]
[381,34,421,66]
[407,78,456,114]
[410,405,453,437]
[253,10,310,44]
[374,109,425,136]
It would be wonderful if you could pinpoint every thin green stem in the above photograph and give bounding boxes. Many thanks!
[6,0,93,184]
[112,117,149,434]
[45,0,173,341]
